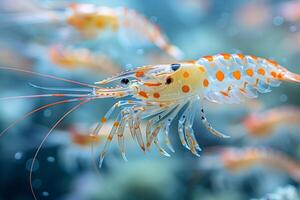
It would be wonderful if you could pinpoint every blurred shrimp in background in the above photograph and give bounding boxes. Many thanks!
[1,1,183,60]
[0,0,300,200]
[234,1,272,31]
[242,106,300,137]
[197,147,300,197]
[48,45,120,75]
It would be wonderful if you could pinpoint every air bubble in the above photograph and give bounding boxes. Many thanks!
[273,16,284,26]
[47,156,55,163]
[280,94,288,102]
[42,191,49,197]
[14,152,23,160]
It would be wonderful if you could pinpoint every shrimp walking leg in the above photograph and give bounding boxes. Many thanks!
[117,111,128,161]
[92,100,136,136]
[99,113,122,167]
[178,102,193,150]
[153,124,171,157]
[184,104,201,156]
[163,125,175,153]
[146,105,176,149]
[200,105,230,138]
[133,116,146,152]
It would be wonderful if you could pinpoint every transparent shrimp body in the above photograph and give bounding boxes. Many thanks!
[1,53,300,168]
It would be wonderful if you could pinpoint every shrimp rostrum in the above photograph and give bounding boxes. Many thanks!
[1,53,300,168]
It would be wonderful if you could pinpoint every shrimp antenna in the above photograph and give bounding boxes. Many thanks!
[0,66,101,88]
[30,98,93,200]
[0,94,92,101]
[29,83,94,92]
[0,97,85,138]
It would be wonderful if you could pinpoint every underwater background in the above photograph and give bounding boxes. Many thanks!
[0,0,300,199]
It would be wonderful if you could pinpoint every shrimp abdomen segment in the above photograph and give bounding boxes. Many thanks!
[197,53,298,104]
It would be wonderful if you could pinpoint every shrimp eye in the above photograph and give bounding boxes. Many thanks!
[171,63,181,71]
[121,78,130,85]
[165,77,173,85]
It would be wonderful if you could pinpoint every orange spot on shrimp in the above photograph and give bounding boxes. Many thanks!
[270,71,277,78]
[220,91,229,97]
[203,55,214,62]
[138,91,148,98]
[246,68,254,77]
[216,70,225,81]
[84,15,93,21]
[101,117,107,123]
[183,71,190,78]
[257,68,265,75]
[239,88,246,94]
[96,19,105,28]
[277,73,283,79]
[203,79,209,87]
[144,82,162,87]
[220,53,231,60]
[107,135,113,141]
[113,122,120,127]
[69,3,78,9]
[153,92,160,98]
[52,94,66,97]
[198,66,206,73]
[237,54,245,59]
[249,55,258,60]
[135,70,144,77]
[232,70,241,80]
[268,59,279,67]
[182,85,190,93]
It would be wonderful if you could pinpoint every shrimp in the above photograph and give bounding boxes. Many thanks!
[66,3,183,59]
[9,3,183,59]
[199,147,300,183]
[69,125,103,147]
[48,45,120,75]
[243,105,300,137]
[219,147,300,183]
[1,53,300,199]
